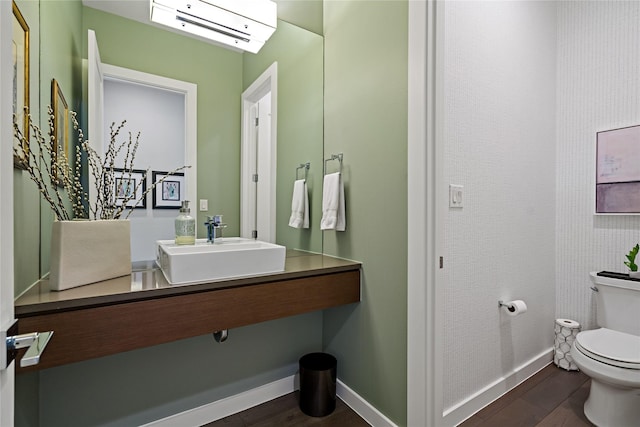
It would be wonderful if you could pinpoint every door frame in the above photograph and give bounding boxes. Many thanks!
[101,63,198,213]
[1,0,16,422]
[407,1,443,426]
[240,62,277,242]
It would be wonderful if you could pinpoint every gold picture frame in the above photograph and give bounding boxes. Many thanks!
[12,0,30,169]
[51,79,68,186]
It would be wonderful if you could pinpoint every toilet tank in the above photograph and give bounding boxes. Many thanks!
[590,272,640,336]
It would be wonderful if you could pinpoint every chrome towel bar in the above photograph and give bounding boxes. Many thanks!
[296,162,310,180]
[324,153,343,174]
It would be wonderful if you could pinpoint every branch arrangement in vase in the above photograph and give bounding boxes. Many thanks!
[13,108,189,221]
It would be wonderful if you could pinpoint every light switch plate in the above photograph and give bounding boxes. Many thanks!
[449,184,463,208]
[199,199,208,211]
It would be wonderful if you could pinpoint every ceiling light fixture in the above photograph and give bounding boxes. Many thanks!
[150,0,277,54]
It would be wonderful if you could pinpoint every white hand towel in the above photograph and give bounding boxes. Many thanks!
[288,179,309,229]
[320,172,346,231]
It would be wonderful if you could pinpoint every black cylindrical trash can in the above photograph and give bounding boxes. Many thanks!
[299,352,337,417]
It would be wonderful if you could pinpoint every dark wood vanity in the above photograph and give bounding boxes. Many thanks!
[14,250,361,373]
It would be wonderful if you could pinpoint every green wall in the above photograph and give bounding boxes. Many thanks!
[13,0,42,300]
[36,315,322,426]
[13,1,42,420]
[275,0,323,35]
[243,20,324,253]
[16,4,325,426]
[15,0,85,424]
[39,0,84,289]
[323,1,409,425]
[13,0,93,297]
[15,1,412,425]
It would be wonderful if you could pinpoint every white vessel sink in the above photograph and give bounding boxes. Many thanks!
[156,238,286,285]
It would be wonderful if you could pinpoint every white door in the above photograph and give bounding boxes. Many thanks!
[245,103,259,237]
[255,93,272,241]
[242,92,273,241]
[0,0,16,422]
[240,62,277,242]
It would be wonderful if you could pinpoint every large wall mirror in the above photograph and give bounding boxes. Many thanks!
[13,0,324,295]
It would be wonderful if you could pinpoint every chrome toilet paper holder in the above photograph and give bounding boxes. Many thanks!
[498,300,515,312]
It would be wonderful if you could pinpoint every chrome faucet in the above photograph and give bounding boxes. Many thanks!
[205,215,226,243]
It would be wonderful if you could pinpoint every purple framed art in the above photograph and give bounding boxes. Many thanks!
[596,124,640,213]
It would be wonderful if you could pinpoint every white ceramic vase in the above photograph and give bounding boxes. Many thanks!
[629,270,640,279]
[49,219,132,291]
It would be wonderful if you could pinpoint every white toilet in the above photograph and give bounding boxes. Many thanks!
[570,272,640,427]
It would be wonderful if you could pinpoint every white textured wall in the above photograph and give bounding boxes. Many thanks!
[442,1,557,411]
[556,1,640,330]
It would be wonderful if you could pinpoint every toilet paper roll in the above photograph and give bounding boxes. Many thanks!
[555,318,580,329]
[503,300,527,316]
[554,318,581,371]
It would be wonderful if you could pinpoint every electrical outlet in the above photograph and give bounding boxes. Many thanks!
[199,199,208,211]
[449,184,463,208]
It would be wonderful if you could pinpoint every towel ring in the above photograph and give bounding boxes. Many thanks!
[296,162,310,180]
[324,153,343,174]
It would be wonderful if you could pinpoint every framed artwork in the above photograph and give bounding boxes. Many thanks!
[51,79,68,186]
[152,171,184,209]
[596,124,640,214]
[12,1,29,169]
[112,168,147,209]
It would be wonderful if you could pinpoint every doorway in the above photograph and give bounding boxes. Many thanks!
[104,76,187,260]
[241,62,277,243]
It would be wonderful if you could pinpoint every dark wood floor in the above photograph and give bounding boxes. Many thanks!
[204,392,370,426]
[461,364,593,427]
[205,364,593,426]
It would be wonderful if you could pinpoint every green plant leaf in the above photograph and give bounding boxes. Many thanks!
[624,243,640,272]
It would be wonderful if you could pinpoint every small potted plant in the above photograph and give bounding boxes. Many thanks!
[624,243,640,279]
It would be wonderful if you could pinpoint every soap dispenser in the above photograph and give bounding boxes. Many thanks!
[175,200,196,245]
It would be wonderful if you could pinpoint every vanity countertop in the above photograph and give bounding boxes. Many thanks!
[15,250,361,317]
[14,250,361,372]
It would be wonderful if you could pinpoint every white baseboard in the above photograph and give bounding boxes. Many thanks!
[142,375,395,427]
[337,379,399,427]
[141,375,296,427]
[442,347,554,426]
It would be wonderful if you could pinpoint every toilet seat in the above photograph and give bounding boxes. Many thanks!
[575,328,640,369]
